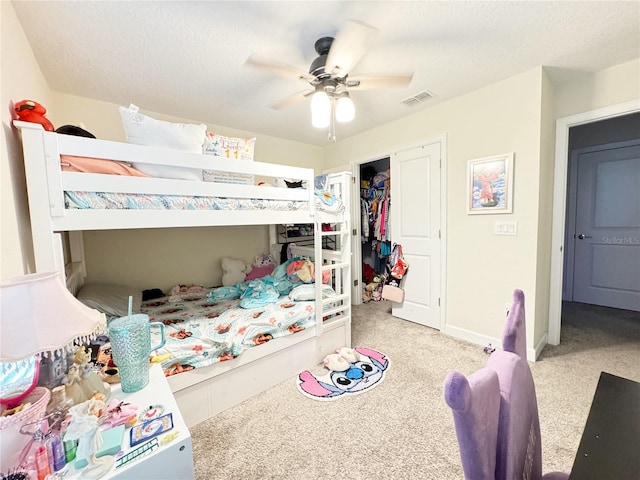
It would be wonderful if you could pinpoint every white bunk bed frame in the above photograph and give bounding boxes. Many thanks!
[15,121,351,427]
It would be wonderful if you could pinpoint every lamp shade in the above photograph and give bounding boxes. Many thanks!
[310,90,330,128]
[0,272,106,362]
[335,95,355,122]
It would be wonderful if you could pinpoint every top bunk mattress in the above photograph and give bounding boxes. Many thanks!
[65,191,307,212]
[63,178,343,213]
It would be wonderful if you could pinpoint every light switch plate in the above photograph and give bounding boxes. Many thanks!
[494,221,518,236]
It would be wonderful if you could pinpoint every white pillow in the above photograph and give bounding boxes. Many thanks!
[204,132,255,161]
[203,132,255,184]
[77,283,142,318]
[288,284,337,301]
[119,104,206,180]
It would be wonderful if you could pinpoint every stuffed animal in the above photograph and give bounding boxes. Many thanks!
[245,254,276,281]
[253,254,275,267]
[14,99,55,131]
[221,257,249,286]
[363,282,376,302]
[167,283,207,302]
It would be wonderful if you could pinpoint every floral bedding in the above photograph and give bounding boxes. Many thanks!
[143,256,339,377]
[64,189,342,212]
[143,293,316,377]
[63,174,344,212]
[65,191,307,212]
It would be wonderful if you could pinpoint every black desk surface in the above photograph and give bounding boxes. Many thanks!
[570,372,640,480]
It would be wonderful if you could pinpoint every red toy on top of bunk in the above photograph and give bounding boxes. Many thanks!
[14,99,55,131]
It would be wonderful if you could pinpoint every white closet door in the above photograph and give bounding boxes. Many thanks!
[390,142,441,329]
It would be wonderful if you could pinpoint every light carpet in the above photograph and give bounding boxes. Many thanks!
[191,300,640,479]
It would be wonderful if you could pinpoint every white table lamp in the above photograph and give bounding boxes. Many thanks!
[0,271,107,472]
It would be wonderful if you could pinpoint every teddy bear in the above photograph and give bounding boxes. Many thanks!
[14,99,55,131]
[221,257,249,286]
[363,282,376,302]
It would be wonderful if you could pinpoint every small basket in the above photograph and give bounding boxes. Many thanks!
[0,387,50,471]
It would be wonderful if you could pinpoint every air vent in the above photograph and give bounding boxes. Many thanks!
[401,89,435,106]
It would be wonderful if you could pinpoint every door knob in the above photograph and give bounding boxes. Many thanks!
[577,234,592,239]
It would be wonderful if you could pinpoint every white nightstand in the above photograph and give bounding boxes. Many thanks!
[66,363,194,480]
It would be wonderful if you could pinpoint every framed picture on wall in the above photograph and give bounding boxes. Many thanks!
[467,152,514,214]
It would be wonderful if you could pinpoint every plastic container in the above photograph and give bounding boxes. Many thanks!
[108,314,165,393]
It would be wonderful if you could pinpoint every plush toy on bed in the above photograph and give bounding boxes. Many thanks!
[167,283,208,302]
[245,254,276,281]
[14,99,55,131]
[221,257,249,286]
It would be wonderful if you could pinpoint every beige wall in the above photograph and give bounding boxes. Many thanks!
[82,226,269,291]
[1,2,52,279]
[325,68,545,346]
[554,59,640,119]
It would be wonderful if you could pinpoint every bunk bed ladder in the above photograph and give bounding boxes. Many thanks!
[314,174,352,339]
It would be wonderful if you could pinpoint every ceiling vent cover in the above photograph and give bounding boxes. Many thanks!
[401,89,435,106]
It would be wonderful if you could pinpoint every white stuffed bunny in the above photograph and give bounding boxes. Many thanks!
[221,257,249,286]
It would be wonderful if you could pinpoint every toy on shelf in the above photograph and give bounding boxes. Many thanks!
[62,364,85,406]
[14,100,55,131]
[74,346,110,400]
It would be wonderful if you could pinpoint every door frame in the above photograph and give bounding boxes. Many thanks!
[548,100,640,345]
[348,135,448,330]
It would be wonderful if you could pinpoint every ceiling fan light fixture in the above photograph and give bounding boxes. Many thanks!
[335,94,355,122]
[311,90,330,128]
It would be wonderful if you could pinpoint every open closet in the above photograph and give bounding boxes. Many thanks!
[359,157,391,302]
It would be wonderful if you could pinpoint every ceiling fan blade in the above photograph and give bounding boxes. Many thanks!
[346,73,414,90]
[269,89,314,110]
[246,55,315,82]
[325,20,379,78]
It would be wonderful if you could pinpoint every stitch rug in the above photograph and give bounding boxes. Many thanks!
[296,347,390,401]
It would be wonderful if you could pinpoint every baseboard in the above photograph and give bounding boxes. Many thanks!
[443,324,546,363]
[532,333,548,361]
[442,324,501,354]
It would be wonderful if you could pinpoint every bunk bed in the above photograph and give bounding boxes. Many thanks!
[15,121,352,427]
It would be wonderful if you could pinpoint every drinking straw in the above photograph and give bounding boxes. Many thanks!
[128,295,133,320]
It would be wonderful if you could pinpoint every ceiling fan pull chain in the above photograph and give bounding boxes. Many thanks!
[329,97,337,142]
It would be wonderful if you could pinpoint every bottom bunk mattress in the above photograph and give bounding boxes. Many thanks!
[142,294,316,377]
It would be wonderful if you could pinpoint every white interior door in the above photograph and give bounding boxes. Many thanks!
[573,141,640,311]
[350,165,362,304]
[390,143,441,329]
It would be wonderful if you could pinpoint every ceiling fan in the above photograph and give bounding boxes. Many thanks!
[246,21,413,139]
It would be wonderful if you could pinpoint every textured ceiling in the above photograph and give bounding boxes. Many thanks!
[11,1,640,146]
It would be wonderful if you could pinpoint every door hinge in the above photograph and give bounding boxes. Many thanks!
[438,297,441,307]
[438,229,441,239]
[352,229,357,236]
[354,279,359,287]
[352,176,356,184]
